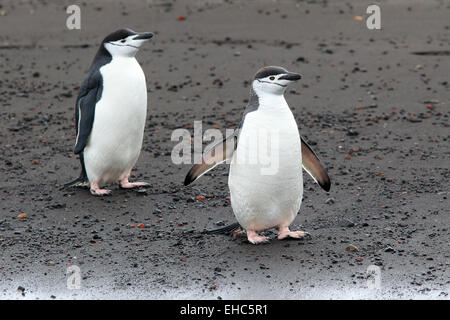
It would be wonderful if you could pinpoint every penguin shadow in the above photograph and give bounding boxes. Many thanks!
[118,184,151,196]
[202,225,313,245]
[58,183,152,197]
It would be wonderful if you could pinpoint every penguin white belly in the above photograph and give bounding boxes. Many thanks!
[84,57,147,185]
[229,109,303,231]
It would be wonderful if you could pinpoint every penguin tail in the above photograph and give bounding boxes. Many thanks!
[61,153,89,189]
[61,174,89,189]
[204,222,241,235]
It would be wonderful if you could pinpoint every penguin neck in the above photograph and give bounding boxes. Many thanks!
[90,45,113,71]
[253,90,288,112]
[91,45,137,71]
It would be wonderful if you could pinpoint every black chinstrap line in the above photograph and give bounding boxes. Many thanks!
[107,42,139,49]
[256,79,287,87]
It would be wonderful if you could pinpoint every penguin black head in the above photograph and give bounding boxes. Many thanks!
[101,28,154,57]
[252,66,302,95]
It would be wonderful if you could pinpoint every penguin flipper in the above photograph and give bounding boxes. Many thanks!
[184,134,237,186]
[74,72,102,154]
[301,137,331,192]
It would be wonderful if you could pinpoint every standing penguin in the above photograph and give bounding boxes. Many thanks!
[184,66,331,244]
[64,28,154,196]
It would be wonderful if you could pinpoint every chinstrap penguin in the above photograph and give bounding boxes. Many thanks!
[184,66,331,244]
[64,28,154,196]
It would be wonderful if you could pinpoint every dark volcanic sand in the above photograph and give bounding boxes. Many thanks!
[0,0,449,299]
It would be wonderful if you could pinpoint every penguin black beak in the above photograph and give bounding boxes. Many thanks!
[279,73,302,81]
[133,32,154,40]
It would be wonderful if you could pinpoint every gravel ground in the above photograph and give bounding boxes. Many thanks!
[0,0,448,299]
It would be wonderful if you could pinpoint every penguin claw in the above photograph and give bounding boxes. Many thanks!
[90,188,112,196]
[248,238,270,245]
[119,181,151,189]
[278,229,311,240]
[246,230,270,244]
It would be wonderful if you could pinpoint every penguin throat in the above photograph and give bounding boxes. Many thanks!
[252,80,286,98]
[256,92,288,111]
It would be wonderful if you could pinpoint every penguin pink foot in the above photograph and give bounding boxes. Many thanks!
[119,176,150,189]
[247,230,270,244]
[277,226,310,240]
[90,181,112,196]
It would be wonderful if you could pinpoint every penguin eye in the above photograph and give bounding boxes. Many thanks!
[120,39,126,43]
[269,76,275,80]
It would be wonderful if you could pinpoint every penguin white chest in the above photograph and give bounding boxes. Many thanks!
[229,100,303,231]
[84,57,148,184]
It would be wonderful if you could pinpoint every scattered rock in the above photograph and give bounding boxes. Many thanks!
[346,245,359,252]
[339,219,355,228]
[17,213,27,219]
